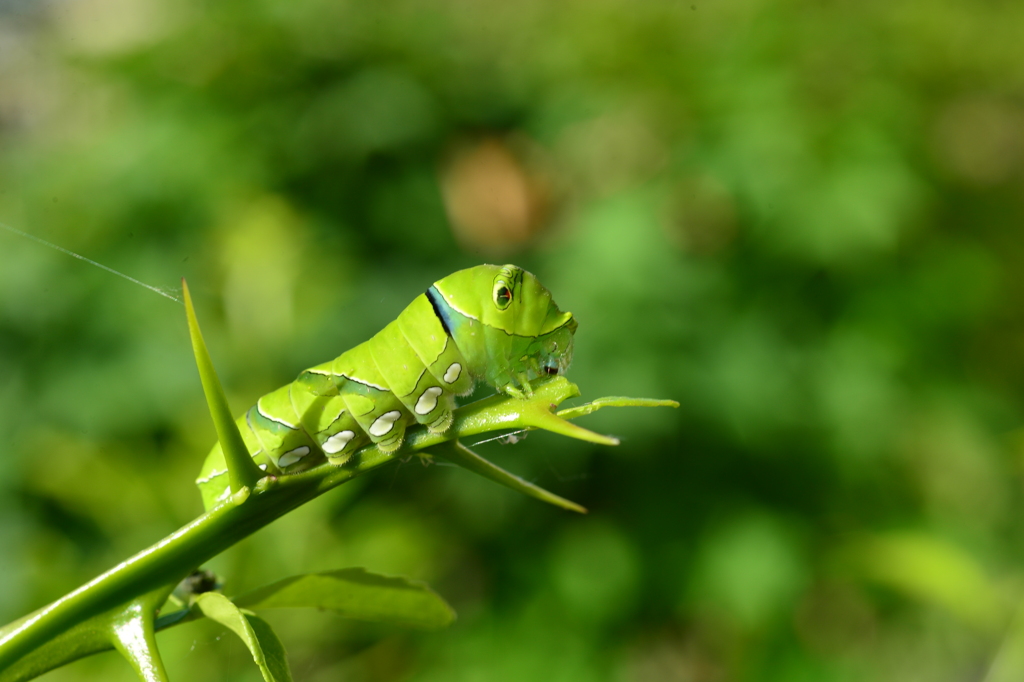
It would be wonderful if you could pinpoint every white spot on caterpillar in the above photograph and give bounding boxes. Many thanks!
[443,363,462,383]
[323,430,355,454]
[415,386,444,415]
[278,446,310,467]
[369,410,402,437]
[258,464,268,471]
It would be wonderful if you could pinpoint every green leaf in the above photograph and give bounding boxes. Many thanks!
[193,593,293,682]
[233,568,456,630]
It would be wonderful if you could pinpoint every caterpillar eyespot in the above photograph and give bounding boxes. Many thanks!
[494,285,512,308]
[196,264,578,510]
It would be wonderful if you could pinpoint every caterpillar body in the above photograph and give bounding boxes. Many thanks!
[196,264,577,509]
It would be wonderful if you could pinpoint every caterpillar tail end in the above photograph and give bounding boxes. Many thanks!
[327,453,354,467]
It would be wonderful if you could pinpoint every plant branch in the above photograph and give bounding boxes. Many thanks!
[0,376,676,675]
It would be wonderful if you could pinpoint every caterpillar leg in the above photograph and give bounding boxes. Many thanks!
[427,406,454,434]
[501,373,534,399]
[376,433,406,453]
[503,386,526,399]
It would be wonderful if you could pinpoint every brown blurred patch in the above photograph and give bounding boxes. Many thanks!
[896,405,1006,528]
[664,176,738,256]
[619,627,726,682]
[553,106,670,197]
[51,0,184,56]
[794,582,877,658]
[440,136,554,256]
[932,97,1024,186]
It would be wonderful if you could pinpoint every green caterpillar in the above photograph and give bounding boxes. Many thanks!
[196,264,577,509]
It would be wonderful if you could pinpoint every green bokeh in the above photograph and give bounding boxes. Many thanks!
[2,0,1024,679]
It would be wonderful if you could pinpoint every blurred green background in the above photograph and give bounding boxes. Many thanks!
[2,0,1024,679]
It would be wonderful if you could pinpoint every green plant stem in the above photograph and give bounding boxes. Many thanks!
[0,377,655,673]
[0,447,380,672]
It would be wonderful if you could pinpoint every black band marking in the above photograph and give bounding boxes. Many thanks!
[426,286,453,337]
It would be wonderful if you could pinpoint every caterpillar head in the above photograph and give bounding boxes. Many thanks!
[433,264,577,388]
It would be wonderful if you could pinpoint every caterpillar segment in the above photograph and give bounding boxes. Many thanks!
[196,264,577,510]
